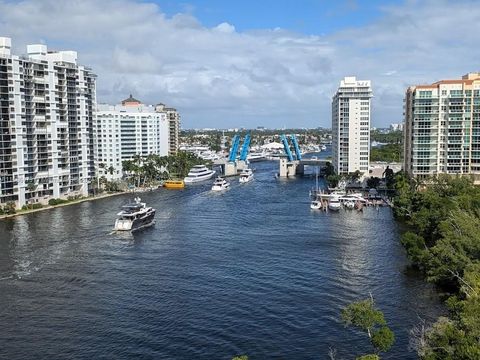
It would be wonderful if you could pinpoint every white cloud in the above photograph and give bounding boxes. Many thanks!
[214,22,235,33]
[0,0,478,128]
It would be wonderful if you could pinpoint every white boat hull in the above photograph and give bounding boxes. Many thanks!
[310,201,322,210]
[114,208,156,231]
[184,170,216,183]
[328,203,341,211]
[212,184,230,191]
[344,201,355,209]
[239,175,254,183]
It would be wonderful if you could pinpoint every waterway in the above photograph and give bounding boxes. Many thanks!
[0,161,443,359]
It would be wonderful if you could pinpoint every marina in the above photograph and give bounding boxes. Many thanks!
[0,161,443,359]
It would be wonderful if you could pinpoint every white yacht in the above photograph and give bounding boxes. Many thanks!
[211,177,230,191]
[247,151,267,162]
[328,195,342,211]
[339,193,367,204]
[114,197,155,231]
[239,168,254,183]
[184,165,216,183]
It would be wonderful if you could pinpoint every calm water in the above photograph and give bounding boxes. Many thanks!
[0,161,443,359]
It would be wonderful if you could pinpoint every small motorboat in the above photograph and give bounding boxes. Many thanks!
[310,200,322,210]
[239,168,254,183]
[211,177,230,191]
[328,195,342,211]
[114,197,155,231]
[344,200,355,209]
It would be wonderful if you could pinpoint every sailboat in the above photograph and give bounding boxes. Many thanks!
[310,170,323,210]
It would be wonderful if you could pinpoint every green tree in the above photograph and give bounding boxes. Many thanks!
[26,180,37,209]
[3,201,16,215]
[326,174,342,188]
[346,170,362,183]
[370,143,402,162]
[356,355,379,360]
[366,177,381,189]
[323,162,335,177]
[394,174,480,358]
[342,298,395,357]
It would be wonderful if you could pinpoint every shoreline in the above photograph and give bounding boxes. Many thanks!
[0,191,127,220]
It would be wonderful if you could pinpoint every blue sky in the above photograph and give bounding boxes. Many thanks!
[154,0,403,35]
[0,0,479,129]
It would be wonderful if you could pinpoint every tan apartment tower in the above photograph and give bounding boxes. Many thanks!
[404,73,480,182]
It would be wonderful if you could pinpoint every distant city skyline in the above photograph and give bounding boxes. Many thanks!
[0,0,478,128]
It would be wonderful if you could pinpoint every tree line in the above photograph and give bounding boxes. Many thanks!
[99,152,208,190]
[393,173,480,358]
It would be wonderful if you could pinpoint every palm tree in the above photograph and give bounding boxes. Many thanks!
[132,154,143,187]
[26,180,37,209]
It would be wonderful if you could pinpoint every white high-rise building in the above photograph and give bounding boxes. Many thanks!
[96,96,175,180]
[331,76,372,175]
[0,37,96,209]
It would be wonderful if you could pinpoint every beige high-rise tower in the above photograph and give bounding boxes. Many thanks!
[404,73,480,182]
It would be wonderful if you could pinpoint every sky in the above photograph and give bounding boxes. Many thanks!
[0,0,479,129]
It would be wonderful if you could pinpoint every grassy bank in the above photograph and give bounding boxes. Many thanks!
[0,191,126,220]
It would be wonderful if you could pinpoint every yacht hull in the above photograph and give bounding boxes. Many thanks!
[184,171,216,183]
[115,209,156,231]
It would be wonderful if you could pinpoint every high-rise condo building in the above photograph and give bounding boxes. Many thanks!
[155,103,180,155]
[0,37,96,209]
[404,73,480,182]
[96,96,179,180]
[332,76,372,175]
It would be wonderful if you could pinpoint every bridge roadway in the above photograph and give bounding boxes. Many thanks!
[211,158,328,177]
[212,157,329,167]
[298,158,328,167]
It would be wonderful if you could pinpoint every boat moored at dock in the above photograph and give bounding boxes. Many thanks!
[310,200,322,210]
[114,197,156,231]
[328,195,342,211]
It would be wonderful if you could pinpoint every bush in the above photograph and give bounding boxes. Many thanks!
[48,198,68,206]
[3,202,16,215]
[23,203,43,210]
